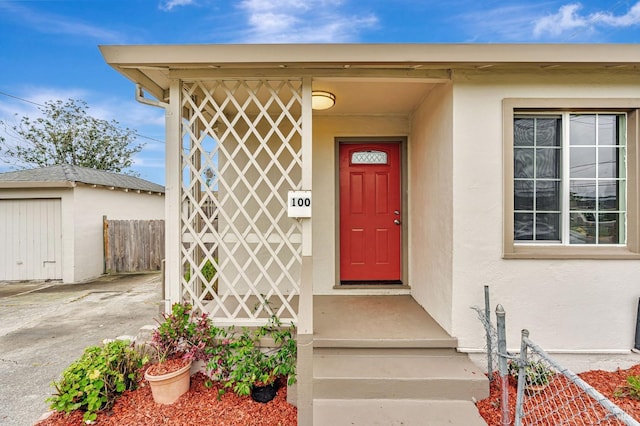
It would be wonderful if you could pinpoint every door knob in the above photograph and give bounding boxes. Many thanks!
[394,219,401,225]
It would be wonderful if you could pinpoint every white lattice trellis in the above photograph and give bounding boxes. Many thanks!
[180,79,303,325]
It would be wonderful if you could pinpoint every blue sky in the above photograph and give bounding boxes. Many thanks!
[1,0,640,185]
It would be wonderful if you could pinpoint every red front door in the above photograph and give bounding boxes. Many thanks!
[339,142,401,283]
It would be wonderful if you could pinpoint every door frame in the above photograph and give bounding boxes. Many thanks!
[335,137,409,288]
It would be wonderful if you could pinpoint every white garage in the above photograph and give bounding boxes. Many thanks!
[0,164,164,283]
[0,198,63,281]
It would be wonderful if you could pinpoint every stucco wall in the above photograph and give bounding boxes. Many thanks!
[312,115,410,294]
[450,69,640,368]
[72,185,164,282]
[409,82,454,332]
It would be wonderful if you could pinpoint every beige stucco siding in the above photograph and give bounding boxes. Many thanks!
[312,115,410,294]
[409,82,454,332]
[450,69,640,360]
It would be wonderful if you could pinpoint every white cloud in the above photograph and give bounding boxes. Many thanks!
[238,0,377,42]
[459,4,546,42]
[591,2,640,26]
[0,2,126,43]
[159,0,197,12]
[534,2,640,38]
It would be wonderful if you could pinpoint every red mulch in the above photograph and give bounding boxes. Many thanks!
[476,364,640,425]
[145,358,189,376]
[36,373,297,426]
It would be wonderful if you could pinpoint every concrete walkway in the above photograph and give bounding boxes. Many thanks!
[0,273,162,426]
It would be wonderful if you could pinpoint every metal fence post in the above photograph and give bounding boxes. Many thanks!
[514,329,529,426]
[485,285,493,381]
[496,304,511,426]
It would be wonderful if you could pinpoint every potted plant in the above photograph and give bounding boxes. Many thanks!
[508,358,554,394]
[207,314,297,403]
[144,302,215,404]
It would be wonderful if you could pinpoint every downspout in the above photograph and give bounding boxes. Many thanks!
[135,84,169,307]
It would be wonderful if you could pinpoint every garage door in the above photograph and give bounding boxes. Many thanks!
[0,199,63,281]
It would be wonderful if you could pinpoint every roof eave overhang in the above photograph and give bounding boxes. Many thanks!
[99,43,640,102]
[0,181,75,189]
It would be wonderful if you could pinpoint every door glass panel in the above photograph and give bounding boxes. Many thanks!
[352,150,388,165]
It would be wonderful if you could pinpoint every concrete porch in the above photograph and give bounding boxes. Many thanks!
[311,295,489,425]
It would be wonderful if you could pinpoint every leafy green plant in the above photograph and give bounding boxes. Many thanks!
[47,340,146,423]
[508,359,554,387]
[614,375,640,400]
[206,314,297,397]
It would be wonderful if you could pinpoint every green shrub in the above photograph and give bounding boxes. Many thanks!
[47,340,147,422]
[207,314,297,397]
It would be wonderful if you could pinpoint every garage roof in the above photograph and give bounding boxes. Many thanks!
[0,164,164,193]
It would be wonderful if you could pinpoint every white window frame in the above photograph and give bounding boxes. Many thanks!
[503,98,640,259]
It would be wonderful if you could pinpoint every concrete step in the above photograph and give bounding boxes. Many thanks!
[313,348,489,401]
[314,296,458,349]
[313,334,458,349]
[313,399,488,426]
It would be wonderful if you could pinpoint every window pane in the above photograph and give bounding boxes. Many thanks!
[536,181,560,211]
[536,213,560,240]
[570,115,596,146]
[598,213,620,244]
[598,146,619,178]
[514,180,534,210]
[570,147,596,178]
[598,180,622,211]
[536,118,561,146]
[598,115,618,146]
[514,118,534,146]
[570,180,596,210]
[536,148,560,178]
[514,213,533,240]
[570,213,596,244]
[513,112,626,247]
[514,148,534,178]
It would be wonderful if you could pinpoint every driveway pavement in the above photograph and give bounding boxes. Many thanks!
[0,273,163,426]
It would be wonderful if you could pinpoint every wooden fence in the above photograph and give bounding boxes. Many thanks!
[103,217,165,273]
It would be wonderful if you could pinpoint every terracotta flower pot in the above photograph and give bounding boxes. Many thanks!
[145,360,192,404]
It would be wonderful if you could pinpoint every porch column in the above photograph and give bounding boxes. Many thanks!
[297,77,314,425]
[164,78,182,311]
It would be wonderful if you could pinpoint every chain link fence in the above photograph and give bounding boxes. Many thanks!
[473,286,640,426]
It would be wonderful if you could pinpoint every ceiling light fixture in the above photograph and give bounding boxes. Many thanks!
[312,91,336,110]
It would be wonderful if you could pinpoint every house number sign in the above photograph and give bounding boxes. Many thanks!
[287,191,312,218]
